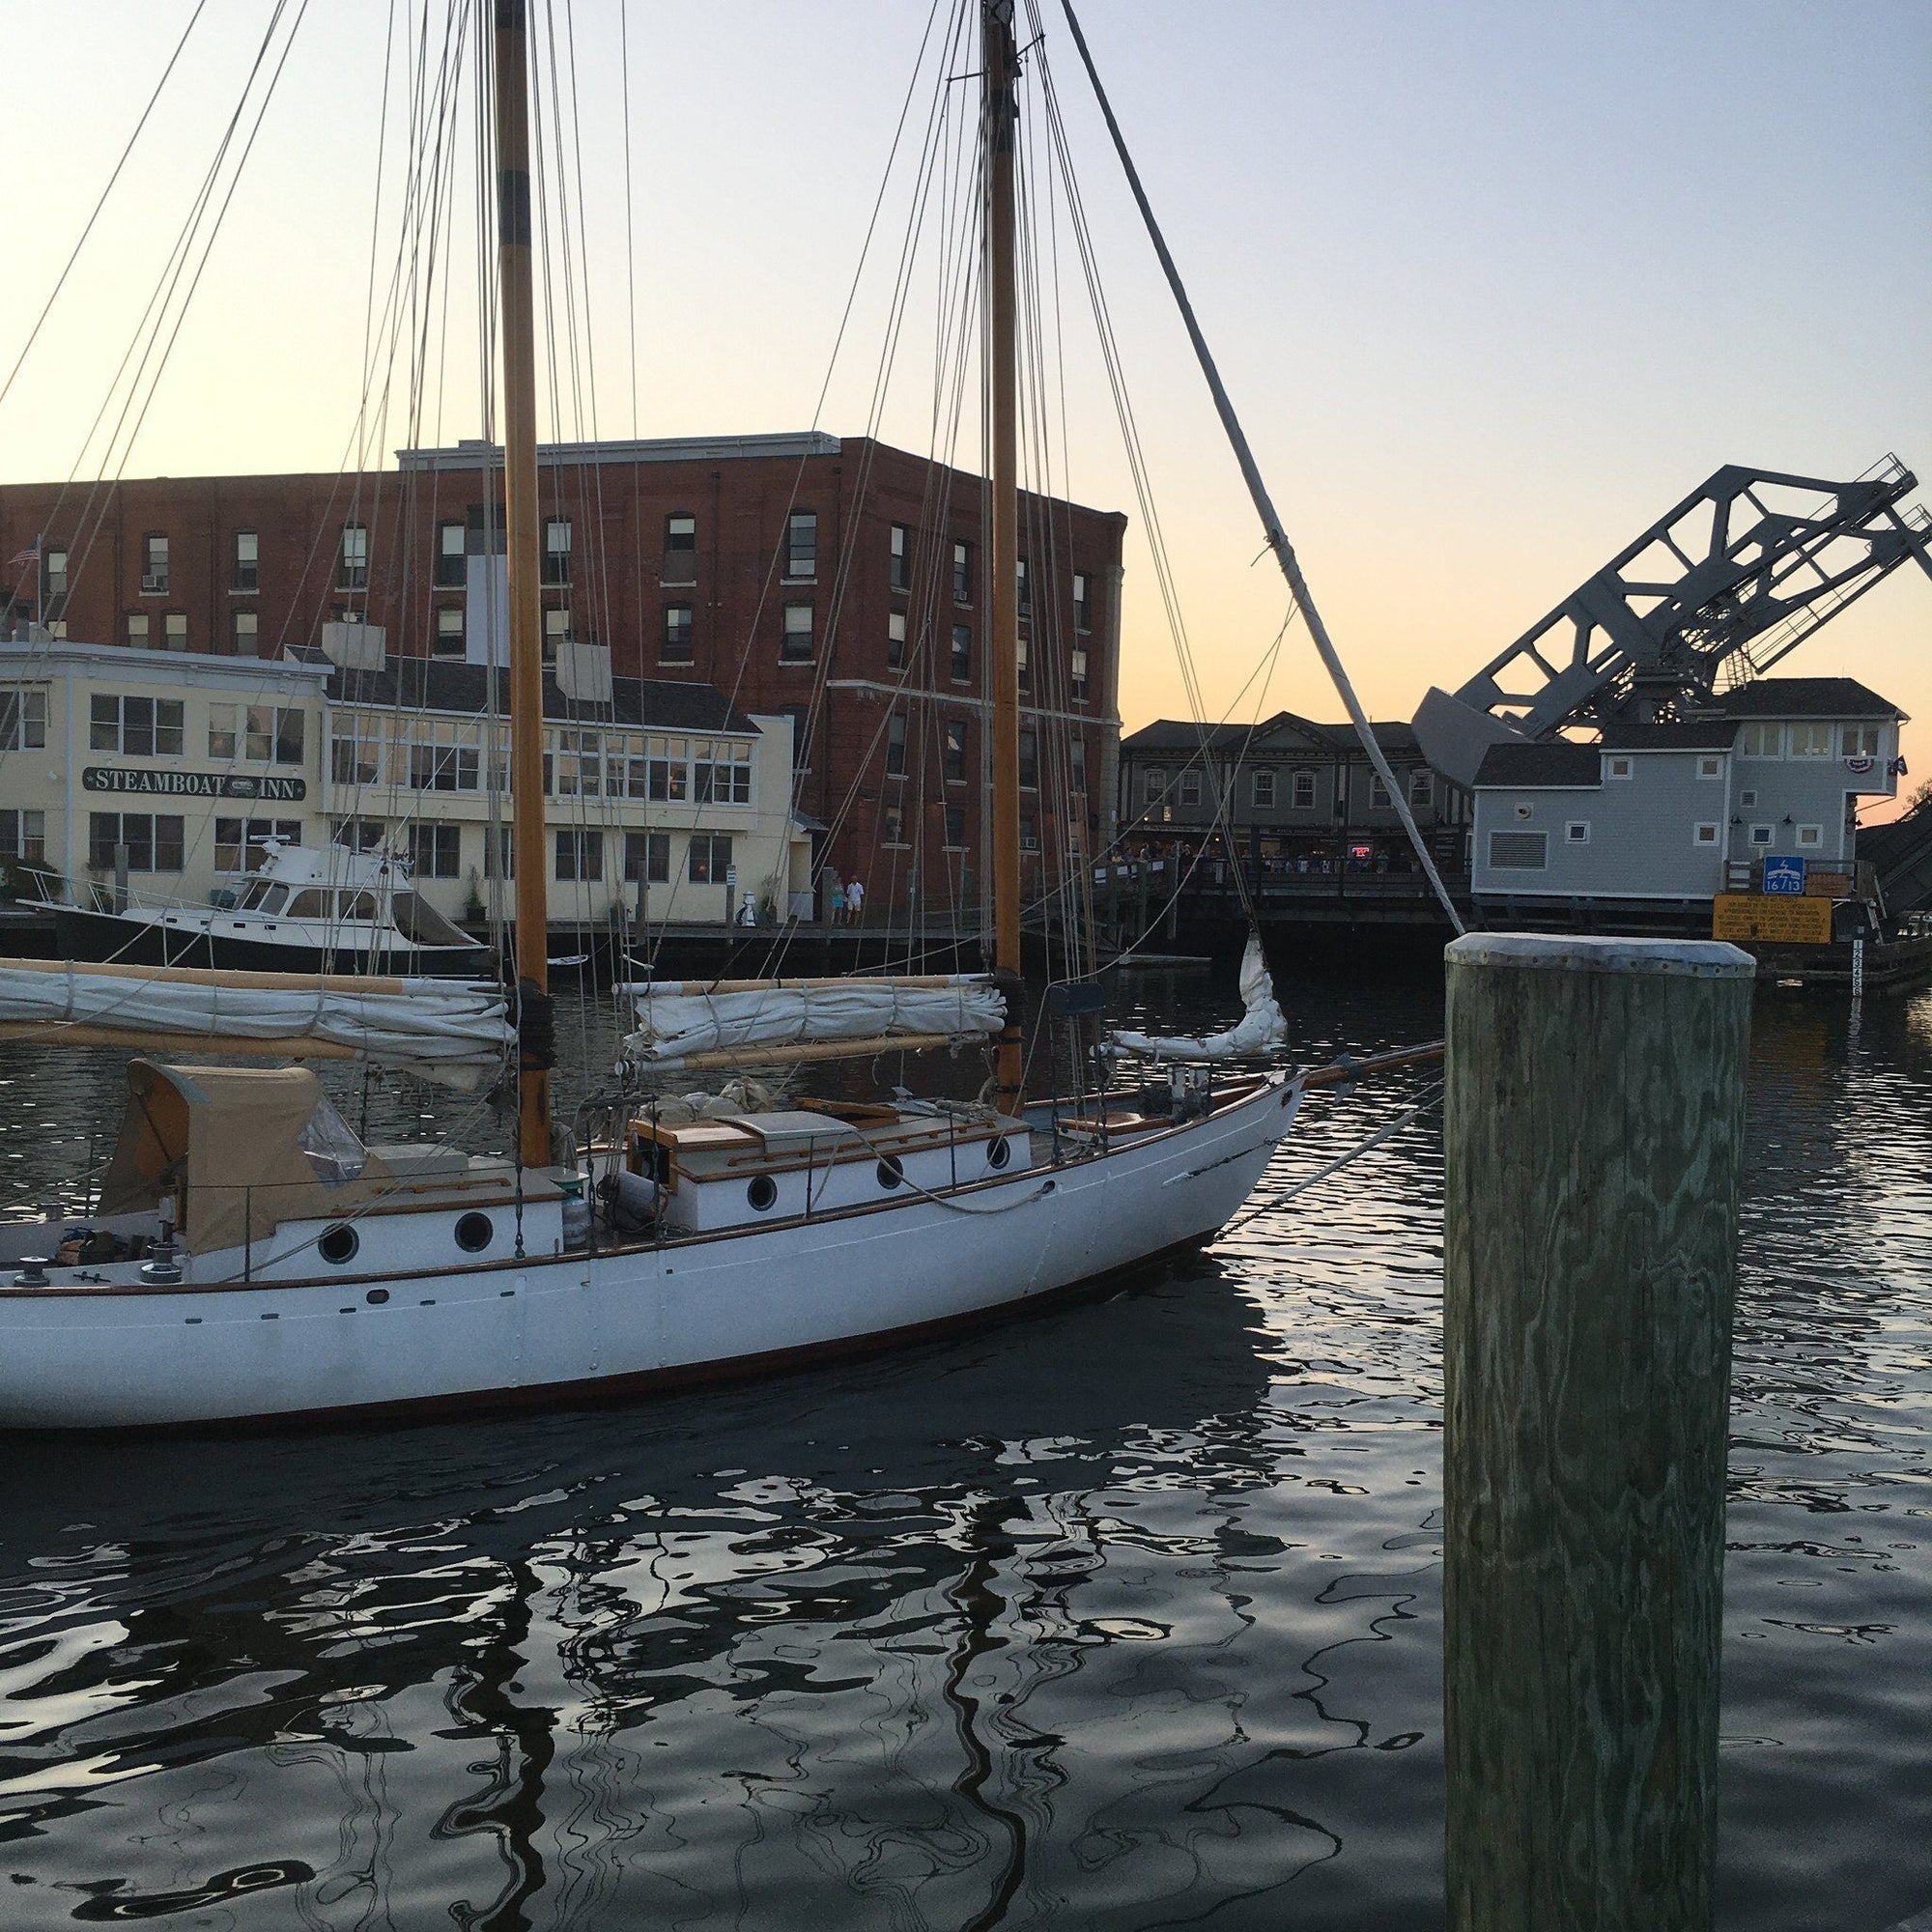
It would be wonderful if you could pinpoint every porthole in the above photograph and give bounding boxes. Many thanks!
[876,1155,904,1191]
[364,1287,388,1305]
[987,1136,1012,1171]
[454,1211,494,1253]
[319,1223,359,1265]
[747,1175,778,1212]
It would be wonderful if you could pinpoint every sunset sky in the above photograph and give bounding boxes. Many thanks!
[2,2,1926,803]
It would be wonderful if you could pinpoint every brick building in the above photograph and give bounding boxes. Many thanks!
[0,432,1126,914]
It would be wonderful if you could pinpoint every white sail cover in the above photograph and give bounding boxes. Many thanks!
[620,976,1005,1065]
[0,965,515,1090]
[1108,935,1287,1062]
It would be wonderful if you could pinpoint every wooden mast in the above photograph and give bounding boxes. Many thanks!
[984,1,1024,1115]
[493,0,552,1168]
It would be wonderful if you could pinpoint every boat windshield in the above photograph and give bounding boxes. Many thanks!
[297,1092,368,1184]
[236,880,291,914]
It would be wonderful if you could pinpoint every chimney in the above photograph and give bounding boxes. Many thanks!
[320,619,385,671]
[554,639,613,706]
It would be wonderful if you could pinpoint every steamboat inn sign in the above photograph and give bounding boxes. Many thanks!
[81,767,307,802]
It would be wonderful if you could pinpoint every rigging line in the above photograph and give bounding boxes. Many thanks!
[0,0,211,418]
[1054,0,1464,935]
[34,0,298,619]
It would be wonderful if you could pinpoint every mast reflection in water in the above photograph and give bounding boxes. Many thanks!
[0,968,1927,1932]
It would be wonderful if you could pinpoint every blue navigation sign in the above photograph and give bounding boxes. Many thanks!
[1762,856,1807,895]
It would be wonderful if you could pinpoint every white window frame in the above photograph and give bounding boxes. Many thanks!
[1408,769,1434,808]
[1795,824,1824,849]
[1840,724,1882,758]
[1566,820,1590,843]
[1179,769,1203,808]
[1291,770,1317,810]
[1739,722,1783,759]
[1605,754,1634,780]
[1252,768,1276,809]
[1788,721,1832,758]
[1693,823,1720,847]
[1747,824,1774,847]
[1696,754,1723,780]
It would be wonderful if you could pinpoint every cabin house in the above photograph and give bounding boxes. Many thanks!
[1470,677,1908,914]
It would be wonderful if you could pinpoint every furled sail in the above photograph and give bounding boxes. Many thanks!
[618,974,1005,1069]
[1108,935,1287,1062]
[0,959,514,1090]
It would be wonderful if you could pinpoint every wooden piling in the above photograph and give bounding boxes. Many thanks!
[1442,933,1755,1932]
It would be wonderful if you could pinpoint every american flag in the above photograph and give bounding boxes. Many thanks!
[6,538,40,568]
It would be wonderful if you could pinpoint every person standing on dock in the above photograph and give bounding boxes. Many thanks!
[845,876,866,926]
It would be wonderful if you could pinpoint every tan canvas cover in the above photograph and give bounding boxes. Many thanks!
[99,1060,349,1255]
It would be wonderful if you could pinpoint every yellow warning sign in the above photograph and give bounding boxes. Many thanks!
[1712,894,1833,945]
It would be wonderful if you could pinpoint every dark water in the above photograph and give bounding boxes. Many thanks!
[0,966,1926,1930]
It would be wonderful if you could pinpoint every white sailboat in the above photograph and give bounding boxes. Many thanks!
[0,3,1365,1430]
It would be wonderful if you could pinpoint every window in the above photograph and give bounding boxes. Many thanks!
[127,612,150,647]
[327,721,382,785]
[785,511,817,581]
[91,695,185,757]
[781,603,813,663]
[0,690,47,751]
[410,823,461,879]
[232,530,259,592]
[549,727,603,799]
[1566,820,1590,843]
[410,737,480,792]
[952,538,972,604]
[1072,571,1092,633]
[1016,555,1032,618]
[623,831,670,885]
[1600,754,1633,780]
[887,610,907,670]
[1179,768,1203,808]
[89,812,184,873]
[950,623,972,683]
[142,533,169,593]
[162,613,187,651]
[688,834,732,885]
[338,524,368,590]
[782,703,811,774]
[1748,825,1774,847]
[663,512,696,583]
[543,607,570,660]
[1251,768,1276,808]
[482,825,515,878]
[1070,646,1089,703]
[215,816,301,873]
[1841,724,1882,758]
[890,522,911,591]
[944,720,968,783]
[1696,753,1723,780]
[1289,770,1319,810]
[1796,824,1824,848]
[882,804,905,845]
[1019,727,1037,790]
[1070,739,1088,794]
[330,817,385,853]
[434,607,465,658]
[643,736,690,802]
[1144,767,1168,806]
[231,610,258,656]
[436,521,466,587]
[0,809,45,866]
[662,602,694,664]
[214,703,302,765]
[542,517,572,585]
[945,805,966,847]
[1740,722,1782,758]
[1694,824,1721,847]
[554,827,602,882]
[1020,810,1039,852]
[42,546,68,603]
[1016,632,1030,692]
[885,711,907,778]
[1488,829,1548,870]
[1408,770,1434,808]
[1369,776,1392,809]
[1788,721,1832,758]
[692,740,753,806]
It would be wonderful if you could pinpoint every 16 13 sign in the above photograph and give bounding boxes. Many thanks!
[82,766,306,803]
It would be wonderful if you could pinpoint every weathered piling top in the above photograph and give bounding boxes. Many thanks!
[1446,932,1756,979]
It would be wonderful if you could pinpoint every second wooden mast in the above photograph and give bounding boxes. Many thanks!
[984,2,1024,1116]
[494,0,553,1169]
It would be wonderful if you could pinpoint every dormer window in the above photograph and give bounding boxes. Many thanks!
[1605,754,1634,780]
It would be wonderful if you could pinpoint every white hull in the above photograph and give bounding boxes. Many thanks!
[0,1078,1298,1430]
